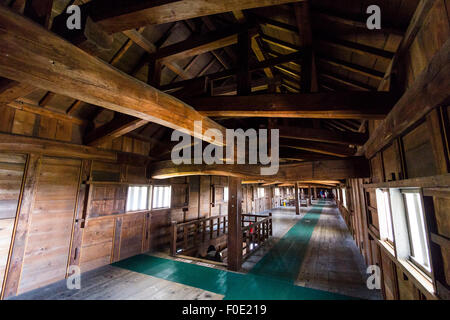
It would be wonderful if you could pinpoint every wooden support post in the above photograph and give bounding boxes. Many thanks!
[237,27,251,95]
[294,182,300,215]
[170,221,177,256]
[2,154,41,299]
[227,177,242,271]
[314,187,317,200]
[67,160,91,270]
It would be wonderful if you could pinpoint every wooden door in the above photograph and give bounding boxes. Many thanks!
[18,157,81,294]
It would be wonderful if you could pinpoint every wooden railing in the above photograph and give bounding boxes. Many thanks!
[170,213,273,261]
[170,215,228,256]
[241,213,273,259]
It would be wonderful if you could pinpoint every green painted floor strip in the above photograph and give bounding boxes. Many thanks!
[112,202,355,300]
[249,203,324,282]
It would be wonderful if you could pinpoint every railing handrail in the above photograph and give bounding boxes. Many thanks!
[242,215,271,232]
[174,214,227,228]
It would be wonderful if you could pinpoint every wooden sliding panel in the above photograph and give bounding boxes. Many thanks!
[119,213,146,260]
[79,218,114,272]
[0,153,26,294]
[17,157,81,294]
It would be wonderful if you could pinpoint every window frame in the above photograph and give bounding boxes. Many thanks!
[152,185,172,210]
[257,187,265,199]
[376,188,395,246]
[400,188,432,276]
[223,186,229,202]
[126,185,151,212]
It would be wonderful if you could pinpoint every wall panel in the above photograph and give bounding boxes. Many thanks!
[18,157,81,294]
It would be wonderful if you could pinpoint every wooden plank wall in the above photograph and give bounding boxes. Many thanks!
[337,0,450,301]
[0,105,151,157]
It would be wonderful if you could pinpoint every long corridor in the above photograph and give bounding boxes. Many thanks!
[12,201,381,300]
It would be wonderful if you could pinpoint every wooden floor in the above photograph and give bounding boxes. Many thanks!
[9,264,223,300]
[11,201,381,300]
[295,202,382,299]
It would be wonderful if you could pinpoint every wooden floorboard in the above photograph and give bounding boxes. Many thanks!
[9,265,223,300]
[295,202,382,300]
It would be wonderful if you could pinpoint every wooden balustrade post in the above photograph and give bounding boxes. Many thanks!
[269,212,273,236]
[217,218,220,237]
[210,219,213,239]
[170,221,177,256]
[183,225,188,249]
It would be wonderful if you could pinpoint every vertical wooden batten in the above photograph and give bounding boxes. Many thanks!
[1,153,41,299]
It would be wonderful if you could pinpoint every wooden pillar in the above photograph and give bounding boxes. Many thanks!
[2,154,41,299]
[294,182,300,215]
[313,187,317,199]
[237,27,251,95]
[227,177,243,271]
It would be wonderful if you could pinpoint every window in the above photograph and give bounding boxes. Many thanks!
[257,187,265,198]
[152,186,171,209]
[402,190,431,273]
[274,188,280,196]
[224,187,229,202]
[376,189,394,244]
[342,188,347,208]
[126,186,150,212]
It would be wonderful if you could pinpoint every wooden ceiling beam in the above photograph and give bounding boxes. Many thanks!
[0,6,225,143]
[280,138,356,157]
[149,157,370,181]
[279,126,368,145]
[84,114,148,146]
[317,56,384,81]
[311,9,404,37]
[320,73,375,91]
[260,34,300,52]
[91,0,301,33]
[189,92,397,119]
[150,25,251,64]
[315,36,395,60]
[53,0,305,34]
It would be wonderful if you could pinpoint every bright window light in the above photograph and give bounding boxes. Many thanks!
[376,189,394,243]
[257,187,265,198]
[403,191,431,272]
[274,188,280,196]
[342,188,347,208]
[126,186,149,212]
[224,187,229,202]
[153,186,171,209]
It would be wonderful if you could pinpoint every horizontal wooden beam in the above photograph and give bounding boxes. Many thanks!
[0,132,116,161]
[0,6,225,144]
[280,138,356,157]
[317,56,385,80]
[149,157,370,181]
[55,0,304,34]
[311,9,404,37]
[150,26,251,64]
[319,72,375,91]
[279,126,368,145]
[189,93,397,119]
[84,114,149,146]
[364,38,450,158]
[316,36,395,60]
[159,51,303,93]
[8,100,86,126]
